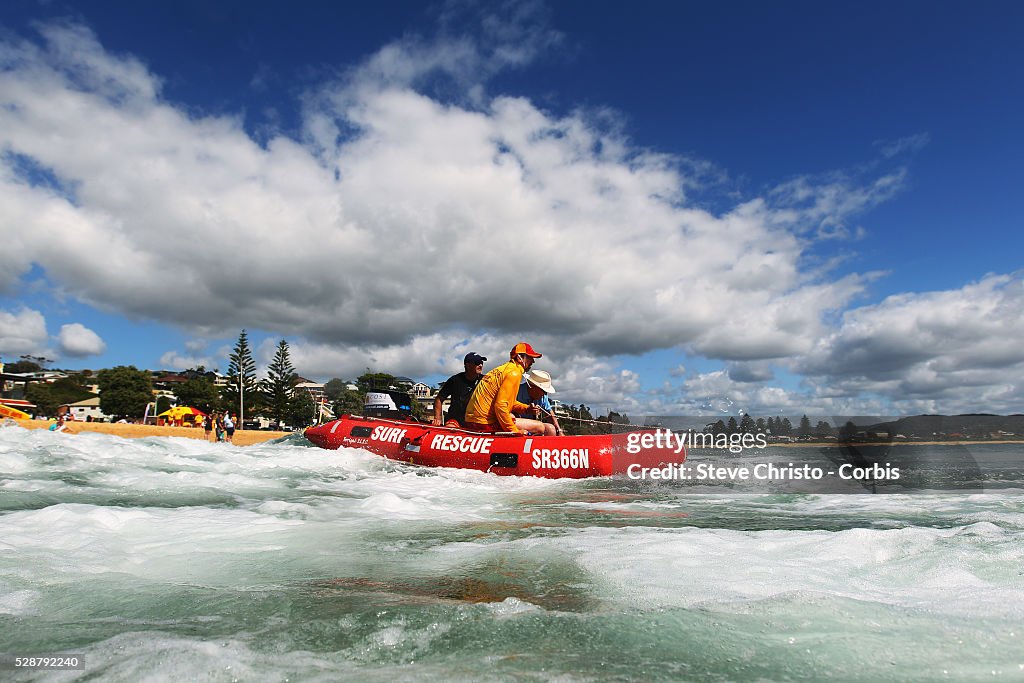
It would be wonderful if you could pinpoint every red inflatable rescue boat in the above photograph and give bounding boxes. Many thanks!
[304,415,686,479]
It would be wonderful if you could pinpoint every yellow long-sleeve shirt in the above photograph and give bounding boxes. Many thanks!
[464,360,531,433]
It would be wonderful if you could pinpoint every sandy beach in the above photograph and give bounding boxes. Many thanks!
[9,419,293,446]
[10,419,1020,449]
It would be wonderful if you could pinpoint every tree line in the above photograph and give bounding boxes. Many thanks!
[18,331,315,428]
[707,414,837,438]
[554,405,632,435]
[171,330,315,427]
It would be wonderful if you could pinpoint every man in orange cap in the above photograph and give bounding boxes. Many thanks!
[464,342,542,434]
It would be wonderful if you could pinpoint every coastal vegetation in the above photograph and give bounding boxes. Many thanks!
[2,332,315,427]
[5,340,1022,440]
[25,374,93,416]
[96,366,153,419]
[701,413,1024,443]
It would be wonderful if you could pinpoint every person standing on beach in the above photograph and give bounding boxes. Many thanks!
[223,412,235,443]
[203,413,214,441]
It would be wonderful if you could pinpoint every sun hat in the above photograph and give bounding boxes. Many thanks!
[524,369,556,394]
[511,342,542,358]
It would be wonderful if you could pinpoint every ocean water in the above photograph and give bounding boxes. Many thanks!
[1,425,1023,681]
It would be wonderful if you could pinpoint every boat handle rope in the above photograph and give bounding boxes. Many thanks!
[526,405,648,433]
[346,412,647,435]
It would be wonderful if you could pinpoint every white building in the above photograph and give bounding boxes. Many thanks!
[294,379,327,403]
[64,396,108,422]
[408,382,434,399]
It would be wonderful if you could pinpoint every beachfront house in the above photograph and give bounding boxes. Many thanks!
[64,396,108,422]
[294,378,327,403]
[407,382,434,399]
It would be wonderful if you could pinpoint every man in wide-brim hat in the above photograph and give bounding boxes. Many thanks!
[514,369,562,436]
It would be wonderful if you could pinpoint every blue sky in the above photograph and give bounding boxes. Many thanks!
[1,0,1022,416]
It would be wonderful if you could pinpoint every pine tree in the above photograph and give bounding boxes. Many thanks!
[223,330,260,424]
[799,414,812,437]
[263,339,297,427]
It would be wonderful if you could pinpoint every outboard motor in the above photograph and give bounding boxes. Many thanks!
[363,390,414,419]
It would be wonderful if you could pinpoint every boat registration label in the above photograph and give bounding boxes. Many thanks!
[532,448,590,470]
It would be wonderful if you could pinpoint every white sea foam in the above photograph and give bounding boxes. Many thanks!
[485,596,541,615]
[468,522,1024,619]
[0,587,39,615]
[0,429,558,592]
[1,427,1022,680]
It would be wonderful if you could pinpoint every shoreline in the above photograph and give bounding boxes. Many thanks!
[768,440,1024,448]
[8,419,1020,449]
[9,419,293,446]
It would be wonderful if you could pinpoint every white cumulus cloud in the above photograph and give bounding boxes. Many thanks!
[0,308,50,358]
[57,322,106,357]
[797,274,1024,413]
[2,14,1017,414]
[0,20,897,366]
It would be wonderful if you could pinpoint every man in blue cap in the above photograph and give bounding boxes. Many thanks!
[433,352,487,427]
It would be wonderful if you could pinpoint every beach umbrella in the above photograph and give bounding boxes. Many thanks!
[157,406,207,420]
[0,403,31,419]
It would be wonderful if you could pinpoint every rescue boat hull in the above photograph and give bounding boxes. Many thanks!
[304,415,685,479]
